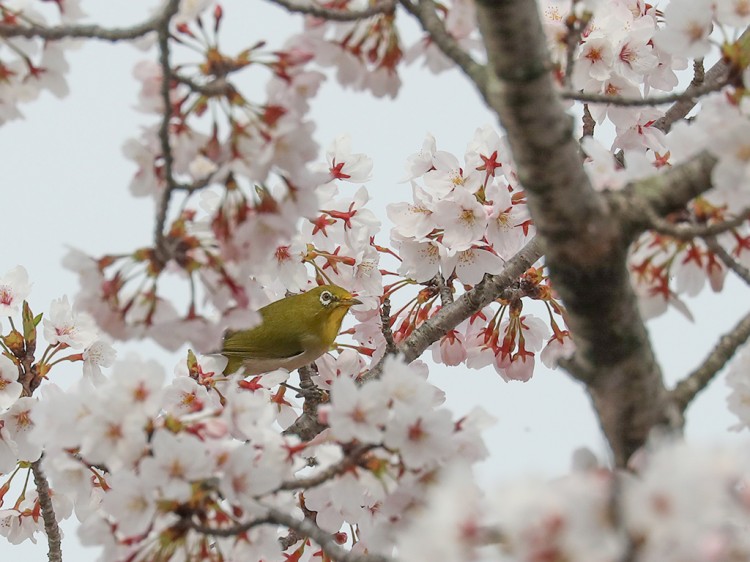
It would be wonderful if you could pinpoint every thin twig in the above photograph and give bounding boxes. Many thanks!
[266,507,390,562]
[174,74,236,97]
[0,15,160,41]
[283,364,327,441]
[268,0,396,21]
[563,9,589,89]
[670,308,750,412]
[705,236,750,286]
[645,208,750,240]
[186,516,273,538]
[278,444,373,490]
[187,508,390,561]
[153,0,182,261]
[32,459,62,562]
[652,30,750,133]
[561,78,728,106]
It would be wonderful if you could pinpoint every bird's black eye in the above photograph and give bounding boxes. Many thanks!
[320,290,334,306]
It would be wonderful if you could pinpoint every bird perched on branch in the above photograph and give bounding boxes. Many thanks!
[221,284,362,375]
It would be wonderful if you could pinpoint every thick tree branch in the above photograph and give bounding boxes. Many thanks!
[32,459,62,562]
[670,309,750,413]
[474,0,675,466]
[268,0,396,20]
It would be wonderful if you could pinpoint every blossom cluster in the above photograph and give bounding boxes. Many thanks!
[383,128,573,381]
[398,441,750,562]
[535,0,750,319]
[0,273,492,561]
[0,0,86,124]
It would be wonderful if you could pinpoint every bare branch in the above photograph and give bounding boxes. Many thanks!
[187,508,391,562]
[32,459,62,562]
[612,151,718,236]
[174,74,236,97]
[581,103,595,139]
[268,0,396,21]
[266,507,391,562]
[0,15,160,41]
[670,309,750,413]
[153,0,183,261]
[279,444,373,491]
[399,0,487,98]
[705,236,750,286]
[185,516,273,538]
[283,364,327,441]
[561,78,728,106]
[380,297,398,354]
[652,30,750,134]
[645,208,750,241]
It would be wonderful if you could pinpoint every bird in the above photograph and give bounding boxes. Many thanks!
[221,284,362,375]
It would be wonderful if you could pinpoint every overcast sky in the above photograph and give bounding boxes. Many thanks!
[2,1,748,559]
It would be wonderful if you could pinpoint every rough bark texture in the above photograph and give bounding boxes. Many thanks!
[474,0,678,466]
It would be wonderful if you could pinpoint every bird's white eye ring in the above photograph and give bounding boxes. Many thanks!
[320,290,334,306]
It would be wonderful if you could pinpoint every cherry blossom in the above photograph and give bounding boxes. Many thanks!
[0,355,21,411]
[327,376,388,444]
[0,266,31,317]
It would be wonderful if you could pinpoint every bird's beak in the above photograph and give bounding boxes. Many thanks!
[343,297,363,307]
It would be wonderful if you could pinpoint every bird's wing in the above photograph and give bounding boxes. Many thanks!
[221,321,307,360]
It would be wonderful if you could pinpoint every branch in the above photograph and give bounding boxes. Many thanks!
[267,0,396,21]
[153,0,183,261]
[174,74,236,97]
[670,309,750,413]
[432,273,454,305]
[704,236,750,286]
[188,508,390,562]
[645,209,750,241]
[379,298,398,355]
[282,364,327,441]
[361,237,543,383]
[652,28,750,134]
[581,103,595,139]
[186,516,272,538]
[612,150,718,236]
[278,444,373,490]
[474,0,678,466]
[31,459,62,562]
[266,507,390,562]
[0,15,161,41]
[399,0,487,98]
[560,78,728,107]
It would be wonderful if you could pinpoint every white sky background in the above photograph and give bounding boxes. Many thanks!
[2,1,749,559]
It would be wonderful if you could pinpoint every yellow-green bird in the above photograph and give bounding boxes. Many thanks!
[221,284,362,375]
